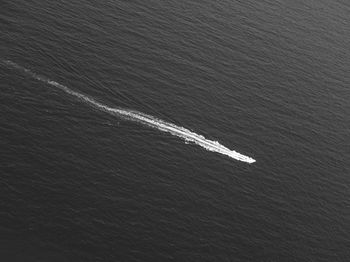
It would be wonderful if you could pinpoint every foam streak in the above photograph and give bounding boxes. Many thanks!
[3,60,255,163]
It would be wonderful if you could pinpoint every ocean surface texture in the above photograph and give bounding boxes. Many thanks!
[1,0,349,261]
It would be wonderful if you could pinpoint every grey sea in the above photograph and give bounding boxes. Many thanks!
[1,0,349,261]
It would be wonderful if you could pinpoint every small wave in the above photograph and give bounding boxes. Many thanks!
[2,60,256,163]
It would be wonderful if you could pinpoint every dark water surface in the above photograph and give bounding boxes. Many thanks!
[1,0,349,261]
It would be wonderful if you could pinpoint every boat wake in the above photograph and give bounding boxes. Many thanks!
[2,60,256,163]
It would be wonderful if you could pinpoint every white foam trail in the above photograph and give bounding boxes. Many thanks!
[2,60,256,163]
